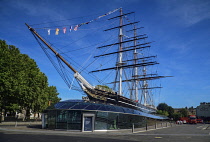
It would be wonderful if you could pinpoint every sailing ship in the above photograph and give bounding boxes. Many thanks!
[26,8,171,114]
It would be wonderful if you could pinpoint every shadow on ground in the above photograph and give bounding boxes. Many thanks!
[0,131,137,142]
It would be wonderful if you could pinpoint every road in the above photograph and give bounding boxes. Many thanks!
[0,124,209,142]
[134,123,210,142]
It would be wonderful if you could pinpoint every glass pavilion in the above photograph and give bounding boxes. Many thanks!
[43,100,168,132]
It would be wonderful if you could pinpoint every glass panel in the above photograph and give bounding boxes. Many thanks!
[95,112,108,130]
[84,117,93,131]
[131,115,146,128]
[60,102,73,109]
[117,113,134,129]
[56,110,67,129]
[47,110,56,129]
[85,103,101,110]
[54,102,63,109]
[64,102,77,109]
[115,106,124,113]
[106,105,114,111]
[72,102,87,109]
[147,118,156,126]
[107,113,118,130]
[67,110,82,130]
[96,104,107,111]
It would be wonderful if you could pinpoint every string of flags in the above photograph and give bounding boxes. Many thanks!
[47,8,120,35]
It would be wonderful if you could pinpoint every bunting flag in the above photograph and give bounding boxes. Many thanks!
[74,25,78,31]
[63,27,66,34]
[48,29,50,35]
[47,8,120,35]
[70,26,72,32]
[55,28,59,35]
[124,16,131,22]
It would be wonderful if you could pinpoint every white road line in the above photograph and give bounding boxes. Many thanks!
[197,126,203,129]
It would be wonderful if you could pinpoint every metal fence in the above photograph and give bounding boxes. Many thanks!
[132,121,176,133]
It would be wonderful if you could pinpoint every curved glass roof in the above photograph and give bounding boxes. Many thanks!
[51,100,168,120]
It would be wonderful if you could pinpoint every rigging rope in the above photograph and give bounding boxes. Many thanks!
[31,31,76,89]
[29,8,121,86]
[32,8,120,30]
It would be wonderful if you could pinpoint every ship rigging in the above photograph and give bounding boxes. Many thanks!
[26,8,171,113]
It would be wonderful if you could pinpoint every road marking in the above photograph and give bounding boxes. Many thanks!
[202,125,209,130]
[154,137,162,139]
[197,126,203,129]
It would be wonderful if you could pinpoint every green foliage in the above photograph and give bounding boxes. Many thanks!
[172,112,182,121]
[0,40,60,115]
[157,103,190,121]
[156,103,174,118]
[96,85,114,92]
[167,106,174,118]
[156,110,169,116]
[157,103,169,111]
[179,108,188,117]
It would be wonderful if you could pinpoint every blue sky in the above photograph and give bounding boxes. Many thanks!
[1,0,210,108]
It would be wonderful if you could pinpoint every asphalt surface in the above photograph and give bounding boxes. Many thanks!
[0,123,210,142]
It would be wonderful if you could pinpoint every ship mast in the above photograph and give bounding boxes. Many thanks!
[118,8,123,96]
[127,25,140,101]
[133,25,138,101]
[91,9,171,107]
[91,10,139,96]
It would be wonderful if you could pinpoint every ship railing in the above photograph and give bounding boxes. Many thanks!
[135,104,156,113]
[95,86,115,94]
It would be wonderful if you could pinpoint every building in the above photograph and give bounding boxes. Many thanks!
[196,102,210,122]
[42,100,168,132]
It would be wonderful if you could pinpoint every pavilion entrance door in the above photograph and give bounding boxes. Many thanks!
[82,114,95,132]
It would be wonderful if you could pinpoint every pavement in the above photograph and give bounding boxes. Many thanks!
[0,121,174,134]
[0,122,210,142]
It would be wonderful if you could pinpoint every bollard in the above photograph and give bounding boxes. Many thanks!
[146,123,148,131]
[155,123,157,129]
[132,123,134,133]
[15,121,17,127]
[166,122,168,127]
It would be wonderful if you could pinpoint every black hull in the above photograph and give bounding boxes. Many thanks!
[83,87,156,113]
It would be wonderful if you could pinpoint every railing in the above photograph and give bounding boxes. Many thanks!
[132,121,176,133]
[0,121,41,127]
[95,85,115,94]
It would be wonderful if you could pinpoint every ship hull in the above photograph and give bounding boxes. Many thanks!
[83,87,156,113]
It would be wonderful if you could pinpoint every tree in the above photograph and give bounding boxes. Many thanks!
[47,86,60,104]
[0,40,20,112]
[0,40,60,118]
[156,103,169,116]
[156,110,169,116]
[188,106,194,115]
[172,112,181,121]
[157,103,169,112]
[167,106,174,118]
[156,103,174,118]
[179,108,188,117]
